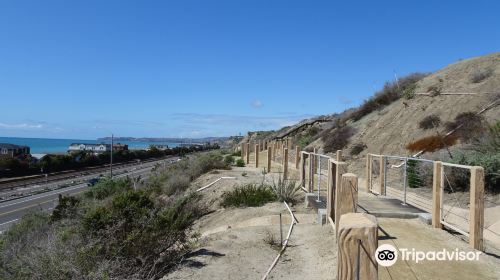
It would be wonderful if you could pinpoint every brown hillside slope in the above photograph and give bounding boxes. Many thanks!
[263,53,500,159]
[336,52,500,158]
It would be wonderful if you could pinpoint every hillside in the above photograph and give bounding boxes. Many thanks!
[242,53,500,169]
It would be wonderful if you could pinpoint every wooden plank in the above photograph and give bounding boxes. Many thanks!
[337,213,378,280]
[469,166,484,250]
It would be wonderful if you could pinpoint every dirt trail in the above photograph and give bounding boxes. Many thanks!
[163,162,500,280]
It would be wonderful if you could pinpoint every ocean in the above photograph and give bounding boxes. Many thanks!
[0,137,179,154]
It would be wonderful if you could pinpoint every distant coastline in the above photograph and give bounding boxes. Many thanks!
[96,136,229,143]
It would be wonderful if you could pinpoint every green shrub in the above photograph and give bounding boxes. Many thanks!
[452,123,500,192]
[224,155,235,165]
[51,195,80,221]
[419,114,441,130]
[402,82,417,99]
[406,160,423,188]
[221,184,277,207]
[270,178,300,203]
[0,152,219,280]
[297,135,313,149]
[231,150,242,157]
[236,158,246,167]
[85,177,132,200]
[81,191,203,278]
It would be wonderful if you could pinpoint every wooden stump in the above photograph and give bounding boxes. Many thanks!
[337,213,378,280]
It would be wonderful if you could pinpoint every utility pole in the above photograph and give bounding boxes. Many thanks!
[110,133,113,179]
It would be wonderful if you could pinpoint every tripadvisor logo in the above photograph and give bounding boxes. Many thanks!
[375,244,398,267]
[375,244,482,266]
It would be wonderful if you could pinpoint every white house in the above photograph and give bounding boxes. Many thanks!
[68,143,111,153]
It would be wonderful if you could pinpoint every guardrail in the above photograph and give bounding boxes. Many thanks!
[240,139,486,251]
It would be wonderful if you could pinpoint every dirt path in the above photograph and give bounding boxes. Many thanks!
[268,222,336,279]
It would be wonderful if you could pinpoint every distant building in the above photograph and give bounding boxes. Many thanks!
[68,143,111,153]
[113,143,129,151]
[0,143,30,159]
[31,153,48,161]
[148,144,169,150]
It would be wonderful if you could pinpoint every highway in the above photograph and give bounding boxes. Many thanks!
[0,157,178,233]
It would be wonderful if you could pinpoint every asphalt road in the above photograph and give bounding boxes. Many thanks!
[0,157,178,233]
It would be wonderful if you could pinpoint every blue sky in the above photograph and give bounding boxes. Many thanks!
[1,0,499,139]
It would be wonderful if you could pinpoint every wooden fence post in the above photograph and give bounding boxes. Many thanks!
[336,150,342,162]
[272,141,277,161]
[246,143,250,164]
[308,152,315,192]
[267,146,272,173]
[337,213,378,280]
[432,161,442,229]
[335,173,358,236]
[470,166,484,250]
[366,154,372,192]
[327,160,335,221]
[255,144,259,168]
[295,146,300,169]
[379,155,386,195]
[328,161,347,222]
[283,148,288,180]
[240,143,245,158]
[300,152,308,189]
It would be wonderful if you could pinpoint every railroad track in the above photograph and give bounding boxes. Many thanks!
[0,156,172,191]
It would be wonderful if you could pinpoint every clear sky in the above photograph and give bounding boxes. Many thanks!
[1,0,499,139]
